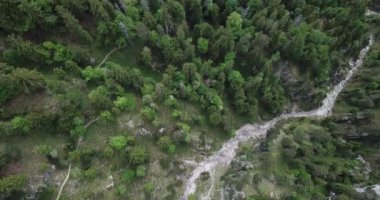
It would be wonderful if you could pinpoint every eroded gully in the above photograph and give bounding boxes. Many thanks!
[181,34,375,200]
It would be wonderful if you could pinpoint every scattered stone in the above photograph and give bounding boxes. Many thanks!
[345,132,362,139]
[159,127,166,133]
[183,159,197,167]
[355,112,369,120]
[135,128,152,136]
[334,113,353,122]
[90,57,96,64]
[178,163,185,171]
[357,155,372,180]
[42,172,53,186]
[105,175,114,190]
[126,120,135,129]
[270,192,276,199]
[24,193,36,200]
[355,184,380,198]
[49,149,58,159]
[222,184,245,200]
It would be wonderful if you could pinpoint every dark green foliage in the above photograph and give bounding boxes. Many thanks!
[140,47,152,67]
[0,0,56,33]
[3,37,78,68]
[109,135,128,150]
[157,136,176,154]
[0,174,27,194]
[163,0,185,24]
[35,186,55,200]
[55,5,93,43]
[11,116,31,133]
[10,68,45,93]
[113,94,136,111]
[226,12,242,39]
[0,76,17,105]
[136,165,146,178]
[0,64,45,105]
[236,120,369,199]
[128,146,147,165]
[122,169,135,183]
[105,62,145,91]
[83,168,98,180]
[81,66,104,81]
[68,149,96,169]
[196,37,209,54]
[88,86,112,110]
[0,1,374,198]
[143,181,154,194]
[0,144,20,169]
[33,144,53,156]
[69,117,86,137]
[141,107,156,122]
[41,42,72,65]
[260,75,286,114]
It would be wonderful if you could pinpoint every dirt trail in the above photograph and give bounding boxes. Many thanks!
[96,46,124,68]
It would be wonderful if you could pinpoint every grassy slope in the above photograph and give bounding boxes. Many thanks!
[0,35,252,199]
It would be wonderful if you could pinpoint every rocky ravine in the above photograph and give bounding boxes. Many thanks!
[180,34,375,200]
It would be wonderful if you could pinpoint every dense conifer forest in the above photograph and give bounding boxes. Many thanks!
[0,0,379,199]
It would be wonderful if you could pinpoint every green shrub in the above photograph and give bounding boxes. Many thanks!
[209,111,222,125]
[116,185,127,195]
[122,169,135,183]
[142,94,154,105]
[109,135,127,150]
[197,37,209,54]
[53,68,66,79]
[164,95,178,107]
[171,110,182,119]
[41,41,72,65]
[102,146,114,158]
[0,122,14,136]
[141,47,152,66]
[157,136,176,154]
[141,107,156,121]
[11,116,30,133]
[331,183,355,195]
[70,167,82,178]
[143,181,154,194]
[136,165,146,178]
[281,137,294,148]
[100,110,113,121]
[0,144,20,169]
[82,66,104,81]
[36,186,55,200]
[128,146,147,165]
[0,76,18,105]
[167,144,176,154]
[83,168,97,180]
[33,144,53,156]
[69,117,86,137]
[68,149,93,164]
[88,86,112,110]
[0,174,27,193]
[114,94,136,111]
